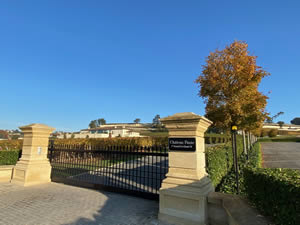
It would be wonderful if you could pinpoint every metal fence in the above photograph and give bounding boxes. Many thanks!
[48,144,169,199]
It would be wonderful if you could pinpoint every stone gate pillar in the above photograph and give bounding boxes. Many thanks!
[159,112,214,225]
[11,124,55,186]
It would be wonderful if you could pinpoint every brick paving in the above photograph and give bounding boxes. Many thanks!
[0,182,170,225]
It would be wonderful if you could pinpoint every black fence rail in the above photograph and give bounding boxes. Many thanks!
[48,144,169,199]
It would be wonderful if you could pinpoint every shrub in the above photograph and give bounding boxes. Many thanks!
[268,129,278,137]
[260,129,268,137]
[52,137,168,148]
[244,168,300,225]
[206,136,243,188]
[0,150,21,165]
[0,140,22,151]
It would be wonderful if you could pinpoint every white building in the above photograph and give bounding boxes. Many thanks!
[263,123,300,132]
[57,125,142,139]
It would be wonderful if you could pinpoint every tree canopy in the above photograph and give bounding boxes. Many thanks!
[134,118,141,124]
[89,118,106,128]
[291,117,300,125]
[195,40,270,130]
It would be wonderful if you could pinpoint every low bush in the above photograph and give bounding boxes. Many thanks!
[268,129,278,137]
[0,150,21,165]
[52,137,168,148]
[204,134,231,144]
[206,136,243,187]
[244,168,300,225]
[0,140,22,151]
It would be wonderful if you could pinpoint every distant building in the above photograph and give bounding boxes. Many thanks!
[56,123,145,139]
[263,123,300,132]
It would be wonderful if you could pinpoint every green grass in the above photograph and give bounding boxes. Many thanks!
[258,135,300,142]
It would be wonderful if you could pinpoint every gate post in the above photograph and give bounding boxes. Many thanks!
[159,112,214,225]
[11,123,55,186]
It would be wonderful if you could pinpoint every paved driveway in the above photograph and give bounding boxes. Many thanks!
[0,182,171,225]
[261,142,300,170]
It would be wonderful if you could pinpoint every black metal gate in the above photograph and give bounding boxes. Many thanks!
[48,144,168,199]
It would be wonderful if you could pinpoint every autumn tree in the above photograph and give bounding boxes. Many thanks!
[195,40,270,131]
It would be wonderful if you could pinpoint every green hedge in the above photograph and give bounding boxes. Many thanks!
[0,140,22,151]
[0,150,21,165]
[204,134,231,144]
[206,136,243,187]
[244,168,300,225]
[216,141,300,225]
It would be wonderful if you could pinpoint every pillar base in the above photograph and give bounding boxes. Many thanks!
[159,176,214,225]
[11,159,52,186]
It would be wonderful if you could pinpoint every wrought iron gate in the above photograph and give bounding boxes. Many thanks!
[48,144,168,199]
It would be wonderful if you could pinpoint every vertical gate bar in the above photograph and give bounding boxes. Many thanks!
[125,145,129,190]
[151,146,154,194]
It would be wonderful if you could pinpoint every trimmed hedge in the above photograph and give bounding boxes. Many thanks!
[206,136,243,187]
[204,134,231,144]
[0,140,22,151]
[244,168,300,225]
[52,137,168,148]
[0,150,21,165]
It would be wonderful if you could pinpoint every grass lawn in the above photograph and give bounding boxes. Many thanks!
[258,135,300,142]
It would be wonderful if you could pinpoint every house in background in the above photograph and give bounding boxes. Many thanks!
[263,123,300,132]
[56,124,142,139]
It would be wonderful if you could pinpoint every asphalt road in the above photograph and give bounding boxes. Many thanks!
[261,142,300,170]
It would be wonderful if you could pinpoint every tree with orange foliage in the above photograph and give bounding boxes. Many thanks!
[195,41,269,131]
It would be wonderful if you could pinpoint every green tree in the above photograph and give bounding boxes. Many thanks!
[266,112,284,123]
[277,121,284,128]
[152,115,161,125]
[97,118,106,126]
[89,120,97,128]
[195,40,270,131]
[291,117,300,125]
[134,118,141,124]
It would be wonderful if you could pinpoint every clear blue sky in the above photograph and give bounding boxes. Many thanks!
[0,1,299,131]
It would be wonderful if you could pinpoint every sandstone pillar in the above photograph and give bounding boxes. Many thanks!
[159,112,214,225]
[11,124,55,186]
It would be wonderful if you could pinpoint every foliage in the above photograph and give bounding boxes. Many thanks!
[277,121,284,128]
[216,142,261,194]
[216,141,300,225]
[0,150,21,165]
[206,136,243,187]
[291,117,300,125]
[204,134,231,144]
[260,129,268,137]
[89,118,106,128]
[52,137,169,148]
[134,118,141,124]
[0,130,9,139]
[195,40,269,131]
[265,111,284,123]
[244,168,300,225]
[268,129,278,137]
[0,140,22,151]
[152,114,161,125]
